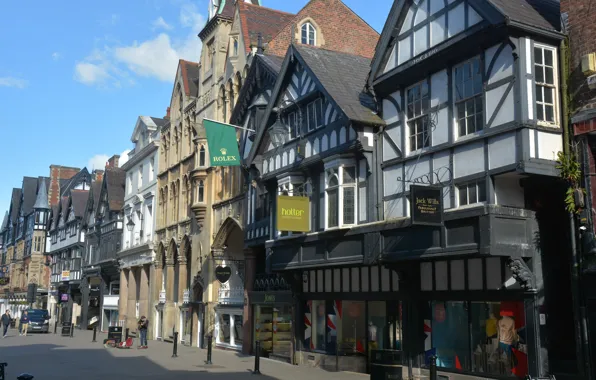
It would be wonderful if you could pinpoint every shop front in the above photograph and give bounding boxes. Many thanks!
[101,281,120,331]
[179,290,192,346]
[250,291,294,363]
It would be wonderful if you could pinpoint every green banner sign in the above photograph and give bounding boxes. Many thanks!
[203,118,241,166]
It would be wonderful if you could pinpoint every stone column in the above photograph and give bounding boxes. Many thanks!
[178,258,188,304]
[242,248,256,354]
[80,278,90,330]
[127,267,138,331]
[119,269,129,325]
[149,262,160,340]
[139,265,150,321]
[165,259,176,339]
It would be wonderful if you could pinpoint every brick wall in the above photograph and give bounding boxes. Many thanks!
[48,165,80,207]
[266,0,379,59]
[561,0,596,114]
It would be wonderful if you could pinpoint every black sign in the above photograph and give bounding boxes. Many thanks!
[215,266,232,284]
[61,322,72,337]
[410,185,443,226]
[249,291,293,305]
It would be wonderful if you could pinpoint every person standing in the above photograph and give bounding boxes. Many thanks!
[20,311,29,336]
[1,311,11,338]
[137,316,149,349]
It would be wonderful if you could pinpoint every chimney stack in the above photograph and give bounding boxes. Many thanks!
[92,169,105,183]
[257,32,264,54]
[48,165,80,207]
[106,155,120,169]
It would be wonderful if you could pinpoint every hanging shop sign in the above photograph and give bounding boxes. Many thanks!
[203,118,241,167]
[215,266,232,284]
[276,195,310,232]
[61,271,70,281]
[410,185,443,226]
[0,265,9,277]
[0,277,9,286]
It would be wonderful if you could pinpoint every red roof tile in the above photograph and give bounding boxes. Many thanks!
[238,2,295,54]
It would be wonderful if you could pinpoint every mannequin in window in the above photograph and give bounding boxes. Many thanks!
[368,321,378,350]
[497,311,519,367]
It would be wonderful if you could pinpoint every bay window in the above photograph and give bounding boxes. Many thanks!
[325,164,357,229]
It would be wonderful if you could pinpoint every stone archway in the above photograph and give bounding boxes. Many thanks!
[212,217,243,251]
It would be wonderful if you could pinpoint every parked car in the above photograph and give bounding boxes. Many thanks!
[25,309,50,333]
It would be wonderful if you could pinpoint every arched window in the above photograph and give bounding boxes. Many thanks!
[326,169,339,228]
[301,22,316,46]
[199,146,206,166]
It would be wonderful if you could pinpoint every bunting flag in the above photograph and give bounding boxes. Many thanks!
[203,118,241,166]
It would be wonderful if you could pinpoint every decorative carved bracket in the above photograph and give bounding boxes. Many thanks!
[506,258,535,291]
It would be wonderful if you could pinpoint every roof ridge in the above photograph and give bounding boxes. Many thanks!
[241,1,295,16]
[295,42,373,60]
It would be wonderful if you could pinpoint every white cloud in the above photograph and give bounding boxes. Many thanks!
[119,149,131,167]
[75,2,204,86]
[153,16,173,30]
[0,77,28,89]
[74,62,111,85]
[52,52,61,61]
[87,154,110,171]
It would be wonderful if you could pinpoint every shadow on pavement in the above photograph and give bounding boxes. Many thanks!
[0,343,281,380]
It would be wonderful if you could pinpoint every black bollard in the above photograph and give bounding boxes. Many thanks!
[253,340,261,375]
[92,325,97,342]
[53,321,57,334]
[0,362,7,380]
[125,328,129,340]
[70,323,74,338]
[429,355,437,380]
[172,332,178,358]
[205,335,213,365]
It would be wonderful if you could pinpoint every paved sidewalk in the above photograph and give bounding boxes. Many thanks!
[0,328,369,380]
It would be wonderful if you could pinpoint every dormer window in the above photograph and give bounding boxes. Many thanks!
[301,23,316,46]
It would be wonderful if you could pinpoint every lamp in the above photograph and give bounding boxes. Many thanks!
[268,111,289,148]
[126,216,135,232]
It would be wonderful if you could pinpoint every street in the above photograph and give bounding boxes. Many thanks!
[0,328,368,380]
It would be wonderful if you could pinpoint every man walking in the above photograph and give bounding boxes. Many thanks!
[1,311,10,338]
[20,311,29,336]
[137,316,149,349]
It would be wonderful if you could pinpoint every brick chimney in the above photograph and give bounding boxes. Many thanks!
[48,165,80,207]
[92,169,104,183]
[106,155,120,169]
[165,107,171,120]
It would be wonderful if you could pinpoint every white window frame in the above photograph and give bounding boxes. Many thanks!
[457,180,487,207]
[301,22,316,46]
[306,99,323,132]
[453,56,484,138]
[127,173,133,194]
[406,80,430,153]
[324,159,357,229]
[138,165,144,190]
[534,44,559,127]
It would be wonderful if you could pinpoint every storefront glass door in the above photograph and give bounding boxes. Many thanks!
[254,305,292,360]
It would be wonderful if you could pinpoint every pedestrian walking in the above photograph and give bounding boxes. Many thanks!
[20,311,29,336]
[1,311,10,338]
[137,315,149,349]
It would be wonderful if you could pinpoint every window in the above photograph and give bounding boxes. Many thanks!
[534,45,557,124]
[325,166,357,228]
[287,111,298,138]
[421,301,527,378]
[407,81,430,151]
[455,57,483,136]
[306,99,323,132]
[458,180,486,206]
[128,173,133,194]
[138,165,144,189]
[198,180,205,203]
[301,22,316,46]
[232,37,238,56]
[199,146,206,166]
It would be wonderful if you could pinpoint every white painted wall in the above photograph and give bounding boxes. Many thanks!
[494,176,525,208]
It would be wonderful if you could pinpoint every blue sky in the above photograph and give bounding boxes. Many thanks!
[0,0,393,218]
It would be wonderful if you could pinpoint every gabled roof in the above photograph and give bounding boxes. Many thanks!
[1,211,8,232]
[237,2,295,54]
[70,190,90,218]
[247,44,384,164]
[21,177,39,216]
[179,60,200,97]
[59,168,90,196]
[488,0,561,32]
[60,196,69,223]
[49,205,59,230]
[102,167,126,212]
[9,188,22,224]
[132,116,166,143]
[260,55,284,73]
[33,178,50,210]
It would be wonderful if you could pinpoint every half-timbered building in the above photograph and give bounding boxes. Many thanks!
[368,0,568,379]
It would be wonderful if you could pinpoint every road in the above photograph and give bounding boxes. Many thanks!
[0,327,369,380]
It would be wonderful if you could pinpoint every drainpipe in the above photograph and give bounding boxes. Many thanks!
[561,36,592,380]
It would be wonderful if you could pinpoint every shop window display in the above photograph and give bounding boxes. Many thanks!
[233,315,243,345]
[421,301,527,378]
[254,305,292,359]
[219,314,231,344]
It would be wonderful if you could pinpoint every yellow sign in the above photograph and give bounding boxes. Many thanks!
[277,196,310,232]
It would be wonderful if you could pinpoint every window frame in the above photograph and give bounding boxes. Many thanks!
[453,56,484,137]
[533,44,559,126]
[325,163,358,229]
[301,22,316,46]
[138,164,144,190]
[457,180,487,207]
[406,80,431,153]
